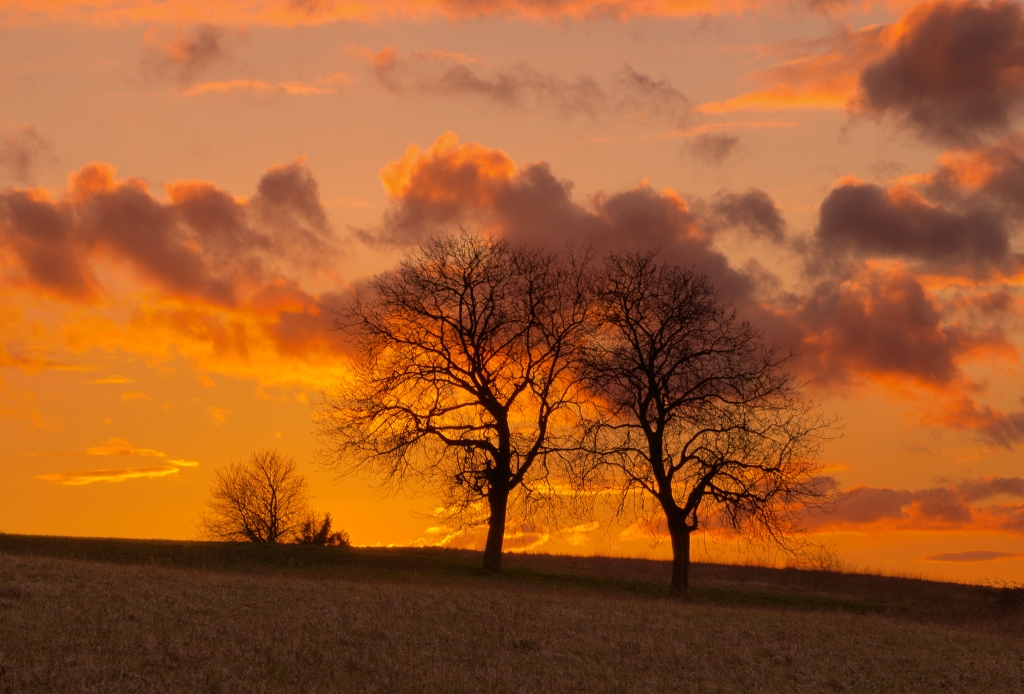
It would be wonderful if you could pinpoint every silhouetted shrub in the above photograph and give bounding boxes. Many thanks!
[297,511,350,547]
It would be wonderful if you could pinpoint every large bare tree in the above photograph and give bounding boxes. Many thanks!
[200,450,311,544]
[584,252,835,595]
[318,233,591,572]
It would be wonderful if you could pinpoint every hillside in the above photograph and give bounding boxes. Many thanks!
[0,534,1021,693]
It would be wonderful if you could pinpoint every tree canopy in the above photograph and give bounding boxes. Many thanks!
[583,251,837,594]
[318,233,591,571]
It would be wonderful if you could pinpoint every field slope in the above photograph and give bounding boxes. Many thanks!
[0,534,1021,693]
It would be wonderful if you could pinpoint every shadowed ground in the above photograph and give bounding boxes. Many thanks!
[0,534,1021,692]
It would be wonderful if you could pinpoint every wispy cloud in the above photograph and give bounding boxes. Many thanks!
[806,476,1024,535]
[183,73,349,97]
[38,466,182,486]
[922,550,1024,562]
[354,46,689,124]
[0,0,772,27]
[207,406,227,425]
[87,375,135,384]
[37,438,199,486]
[121,391,151,402]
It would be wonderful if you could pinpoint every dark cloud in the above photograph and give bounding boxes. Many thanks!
[704,188,786,242]
[814,182,1014,277]
[858,0,1024,145]
[617,65,690,124]
[810,138,1024,280]
[0,160,336,304]
[683,132,739,165]
[0,126,52,184]
[250,160,333,263]
[0,189,95,299]
[369,133,757,306]
[808,476,1024,532]
[359,48,688,122]
[795,266,1007,387]
[141,24,231,84]
[936,397,1024,448]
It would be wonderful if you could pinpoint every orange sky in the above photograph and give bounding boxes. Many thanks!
[2,0,1023,583]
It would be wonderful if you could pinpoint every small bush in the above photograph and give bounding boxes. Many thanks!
[296,512,350,547]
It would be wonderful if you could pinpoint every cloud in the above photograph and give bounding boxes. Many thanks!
[367,131,760,306]
[0,0,772,26]
[857,0,1024,146]
[617,65,691,124]
[807,476,1024,534]
[695,24,892,114]
[922,396,1024,449]
[922,550,1023,561]
[807,137,1024,280]
[921,136,1024,221]
[37,466,183,485]
[814,180,1013,278]
[37,437,199,485]
[699,0,1024,137]
[701,188,786,242]
[0,158,357,387]
[0,159,337,303]
[183,73,348,96]
[795,264,1013,388]
[0,126,52,184]
[682,132,740,165]
[141,24,231,84]
[120,390,151,402]
[86,375,134,384]
[356,47,688,122]
[207,406,227,425]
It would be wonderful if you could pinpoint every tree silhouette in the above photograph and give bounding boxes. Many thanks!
[297,511,350,546]
[584,252,836,595]
[200,450,311,544]
[318,233,591,572]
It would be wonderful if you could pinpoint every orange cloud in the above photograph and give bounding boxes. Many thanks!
[0,0,771,26]
[855,0,1024,145]
[37,466,182,485]
[86,375,134,384]
[380,131,516,207]
[120,390,151,401]
[37,438,200,485]
[183,73,349,97]
[0,156,359,386]
[696,24,896,114]
[805,476,1024,535]
[0,158,337,304]
[922,550,1023,562]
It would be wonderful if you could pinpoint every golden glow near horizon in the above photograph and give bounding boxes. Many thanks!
[2,0,1024,584]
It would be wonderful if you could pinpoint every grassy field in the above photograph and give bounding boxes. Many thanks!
[0,534,1021,693]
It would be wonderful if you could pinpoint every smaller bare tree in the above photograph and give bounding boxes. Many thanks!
[200,450,311,544]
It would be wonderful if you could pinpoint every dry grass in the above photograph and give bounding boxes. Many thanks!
[0,537,1022,693]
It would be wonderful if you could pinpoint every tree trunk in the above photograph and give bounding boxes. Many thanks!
[668,514,691,596]
[482,488,509,572]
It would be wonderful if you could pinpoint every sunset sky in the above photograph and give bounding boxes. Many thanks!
[2,0,1023,583]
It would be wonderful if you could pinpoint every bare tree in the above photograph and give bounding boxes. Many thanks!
[584,252,836,595]
[318,232,591,572]
[200,450,311,544]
